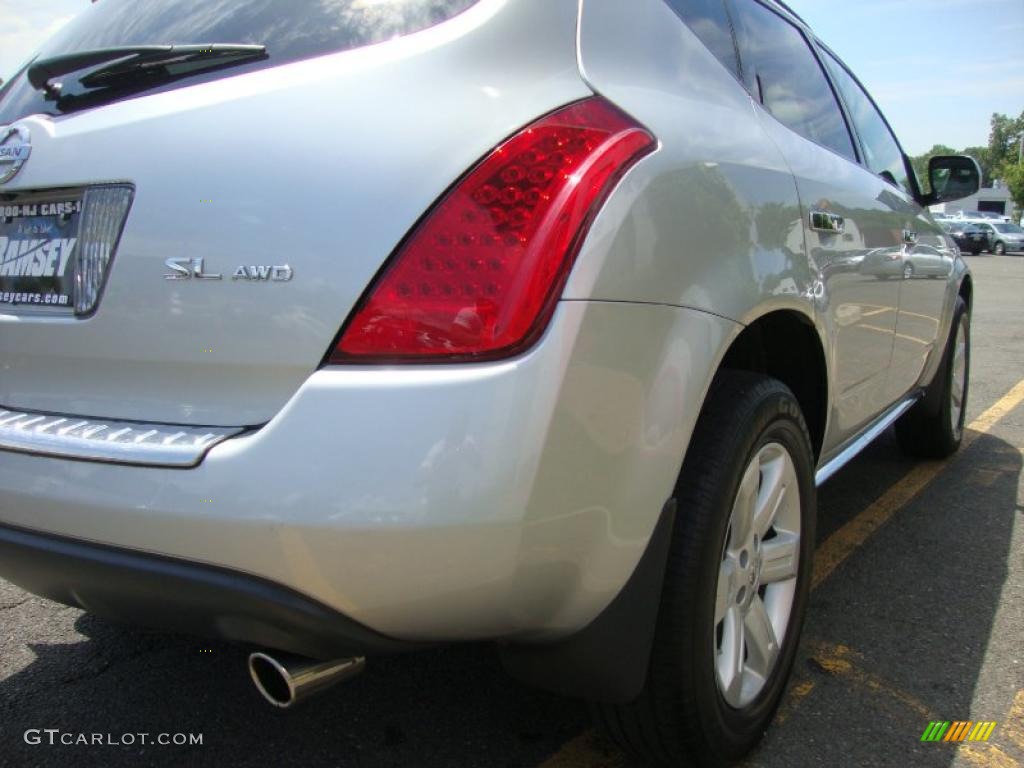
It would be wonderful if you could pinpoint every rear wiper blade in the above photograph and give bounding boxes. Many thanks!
[28,44,267,96]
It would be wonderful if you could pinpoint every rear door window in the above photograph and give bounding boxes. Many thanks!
[665,0,742,80]
[729,0,856,161]
[821,51,914,194]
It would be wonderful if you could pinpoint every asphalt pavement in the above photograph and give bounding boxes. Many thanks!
[1,252,1022,768]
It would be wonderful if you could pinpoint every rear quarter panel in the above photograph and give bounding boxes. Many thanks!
[566,0,817,329]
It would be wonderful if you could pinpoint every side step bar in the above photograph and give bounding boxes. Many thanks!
[815,395,918,486]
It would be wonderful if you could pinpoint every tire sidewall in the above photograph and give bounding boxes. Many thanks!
[941,300,970,443]
[690,391,816,759]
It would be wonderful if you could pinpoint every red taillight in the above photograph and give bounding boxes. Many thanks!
[329,98,656,363]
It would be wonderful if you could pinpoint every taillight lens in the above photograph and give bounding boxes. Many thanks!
[329,98,655,363]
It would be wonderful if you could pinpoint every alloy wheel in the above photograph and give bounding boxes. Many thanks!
[714,442,801,709]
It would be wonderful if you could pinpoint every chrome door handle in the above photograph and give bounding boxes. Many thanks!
[902,229,918,244]
[810,210,845,233]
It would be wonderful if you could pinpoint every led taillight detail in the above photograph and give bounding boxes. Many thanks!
[330,98,656,362]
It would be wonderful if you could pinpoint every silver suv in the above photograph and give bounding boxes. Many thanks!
[0,0,979,764]
[970,220,1024,254]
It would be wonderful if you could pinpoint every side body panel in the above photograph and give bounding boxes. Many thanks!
[885,211,955,405]
[567,0,838,445]
[755,113,905,451]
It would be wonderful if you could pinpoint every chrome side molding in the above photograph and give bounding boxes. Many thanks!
[814,396,918,486]
[0,407,243,467]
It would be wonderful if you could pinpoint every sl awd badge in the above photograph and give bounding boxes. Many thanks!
[164,257,293,282]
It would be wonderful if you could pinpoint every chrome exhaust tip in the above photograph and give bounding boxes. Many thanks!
[248,651,365,709]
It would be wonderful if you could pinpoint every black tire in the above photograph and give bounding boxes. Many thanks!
[593,371,816,767]
[971,249,981,256]
[994,241,1006,255]
[895,296,970,458]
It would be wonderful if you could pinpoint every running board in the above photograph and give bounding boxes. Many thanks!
[815,396,918,486]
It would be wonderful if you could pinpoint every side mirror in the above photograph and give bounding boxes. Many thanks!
[922,155,981,206]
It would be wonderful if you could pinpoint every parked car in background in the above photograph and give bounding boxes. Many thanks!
[0,0,981,765]
[942,221,991,255]
[971,221,1024,254]
[955,209,1010,223]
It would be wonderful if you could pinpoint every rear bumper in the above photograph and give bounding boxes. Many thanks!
[0,522,413,659]
[0,300,738,644]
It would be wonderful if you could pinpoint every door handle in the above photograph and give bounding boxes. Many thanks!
[810,210,845,234]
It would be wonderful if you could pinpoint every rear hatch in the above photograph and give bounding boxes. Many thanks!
[0,0,587,426]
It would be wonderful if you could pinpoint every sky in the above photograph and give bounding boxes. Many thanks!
[788,0,1024,154]
[1,0,1022,156]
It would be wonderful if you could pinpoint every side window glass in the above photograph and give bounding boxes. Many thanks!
[665,0,741,80]
[729,0,856,161]
[822,51,912,194]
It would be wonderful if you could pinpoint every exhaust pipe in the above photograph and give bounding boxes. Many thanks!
[248,651,365,708]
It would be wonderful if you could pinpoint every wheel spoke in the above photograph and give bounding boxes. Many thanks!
[730,459,759,548]
[715,559,735,624]
[743,596,779,678]
[759,532,799,584]
[752,454,786,539]
[718,605,745,705]
[713,440,803,708]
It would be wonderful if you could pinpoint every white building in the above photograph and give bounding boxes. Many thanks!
[929,180,1013,219]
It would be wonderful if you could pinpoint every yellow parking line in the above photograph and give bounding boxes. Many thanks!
[803,646,1024,768]
[1004,690,1024,750]
[969,379,1024,433]
[537,379,1024,767]
[774,679,816,725]
[807,642,935,720]
[536,731,627,768]
[957,689,1024,767]
[812,377,1024,590]
[959,744,1022,768]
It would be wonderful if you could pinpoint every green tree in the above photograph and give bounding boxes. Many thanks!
[998,162,1024,223]
[988,111,1024,171]
[961,145,993,186]
[911,144,957,187]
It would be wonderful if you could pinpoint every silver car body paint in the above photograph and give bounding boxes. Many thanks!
[0,0,966,642]
[0,0,586,425]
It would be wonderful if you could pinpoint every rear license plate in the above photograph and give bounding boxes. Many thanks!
[0,198,82,312]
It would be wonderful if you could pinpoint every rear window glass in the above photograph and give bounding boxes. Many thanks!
[665,0,742,81]
[729,0,856,162]
[0,0,478,123]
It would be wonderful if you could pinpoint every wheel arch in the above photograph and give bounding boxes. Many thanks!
[500,306,829,703]
[717,309,829,461]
